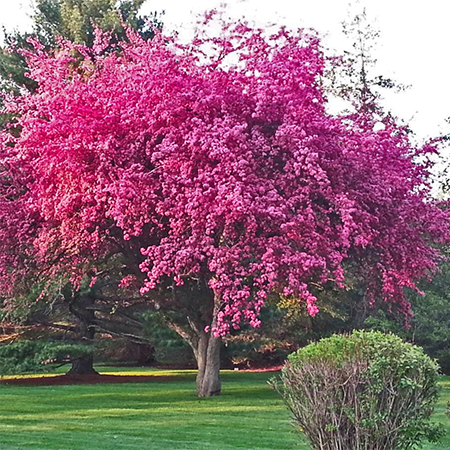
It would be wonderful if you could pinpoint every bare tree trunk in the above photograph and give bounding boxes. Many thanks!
[66,354,98,375]
[195,332,221,397]
[194,293,222,397]
[162,286,223,397]
[68,294,98,375]
[167,324,222,397]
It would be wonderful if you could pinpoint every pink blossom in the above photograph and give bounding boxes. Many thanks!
[0,17,448,335]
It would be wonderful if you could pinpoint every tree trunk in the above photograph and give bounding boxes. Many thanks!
[163,288,222,397]
[68,294,98,375]
[195,332,222,397]
[66,354,98,375]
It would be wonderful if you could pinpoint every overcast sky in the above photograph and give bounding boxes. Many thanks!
[1,0,449,143]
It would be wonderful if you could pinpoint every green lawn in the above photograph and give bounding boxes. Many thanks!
[0,368,449,450]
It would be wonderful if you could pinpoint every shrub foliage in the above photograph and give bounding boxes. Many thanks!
[273,331,442,450]
[0,341,93,375]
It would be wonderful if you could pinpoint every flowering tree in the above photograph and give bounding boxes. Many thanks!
[0,14,448,396]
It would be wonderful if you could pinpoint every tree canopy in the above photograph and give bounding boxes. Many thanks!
[0,13,448,395]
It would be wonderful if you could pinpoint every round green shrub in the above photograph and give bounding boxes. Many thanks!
[273,330,443,450]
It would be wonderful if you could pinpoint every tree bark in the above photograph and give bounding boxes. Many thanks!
[195,332,221,397]
[66,354,98,375]
[194,292,222,397]
[67,294,98,375]
[162,286,223,397]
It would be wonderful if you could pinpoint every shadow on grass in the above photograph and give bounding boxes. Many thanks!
[0,373,180,386]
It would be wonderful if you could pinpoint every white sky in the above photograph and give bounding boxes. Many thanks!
[1,0,449,143]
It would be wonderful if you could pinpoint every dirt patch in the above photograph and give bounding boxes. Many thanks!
[0,374,177,387]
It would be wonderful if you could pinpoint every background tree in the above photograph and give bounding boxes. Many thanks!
[364,260,450,374]
[0,258,162,374]
[0,15,448,397]
[326,7,408,122]
[33,0,161,47]
[0,0,162,93]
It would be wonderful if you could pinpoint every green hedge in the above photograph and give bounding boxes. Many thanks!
[0,340,92,375]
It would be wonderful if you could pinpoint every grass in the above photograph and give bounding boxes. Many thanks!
[0,368,449,450]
